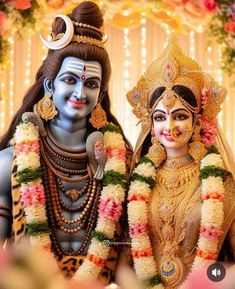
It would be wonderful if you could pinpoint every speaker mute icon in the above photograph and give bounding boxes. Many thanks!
[207,263,226,282]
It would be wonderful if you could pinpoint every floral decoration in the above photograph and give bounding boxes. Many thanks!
[203,0,219,12]
[14,120,127,282]
[201,119,217,148]
[0,0,39,67]
[0,0,234,78]
[127,145,226,289]
[208,0,235,75]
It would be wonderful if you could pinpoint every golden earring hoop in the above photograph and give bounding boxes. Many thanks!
[36,93,58,121]
[188,121,207,163]
[146,135,166,168]
[89,103,107,129]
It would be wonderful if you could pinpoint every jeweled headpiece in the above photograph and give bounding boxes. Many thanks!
[127,35,226,159]
[127,35,226,127]
[40,15,107,50]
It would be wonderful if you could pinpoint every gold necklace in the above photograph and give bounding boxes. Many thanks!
[157,158,198,191]
[149,160,200,288]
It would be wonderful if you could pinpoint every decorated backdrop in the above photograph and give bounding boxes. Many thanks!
[0,0,235,153]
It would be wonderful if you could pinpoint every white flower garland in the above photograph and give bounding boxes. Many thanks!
[14,122,127,282]
[127,150,225,289]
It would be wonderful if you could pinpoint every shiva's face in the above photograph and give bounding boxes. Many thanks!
[152,97,194,150]
[47,56,102,120]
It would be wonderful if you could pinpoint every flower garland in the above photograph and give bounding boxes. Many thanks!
[127,146,226,289]
[14,121,127,281]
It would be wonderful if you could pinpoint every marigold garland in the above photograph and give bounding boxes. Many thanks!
[14,121,127,281]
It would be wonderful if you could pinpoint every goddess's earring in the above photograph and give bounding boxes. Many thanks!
[89,103,107,129]
[188,120,207,163]
[146,131,166,168]
[36,92,58,121]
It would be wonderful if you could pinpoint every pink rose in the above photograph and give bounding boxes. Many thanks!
[224,20,235,34]
[232,13,235,21]
[201,119,217,148]
[13,0,32,10]
[203,0,219,12]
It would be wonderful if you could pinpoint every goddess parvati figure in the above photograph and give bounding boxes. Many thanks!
[0,1,131,284]
[126,36,235,289]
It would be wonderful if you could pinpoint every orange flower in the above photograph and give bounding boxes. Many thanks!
[13,0,32,10]
[132,247,153,258]
[46,0,66,9]
[0,11,6,33]
[224,20,235,34]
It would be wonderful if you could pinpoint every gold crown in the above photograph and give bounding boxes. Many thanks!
[51,33,106,49]
[127,35,226,127]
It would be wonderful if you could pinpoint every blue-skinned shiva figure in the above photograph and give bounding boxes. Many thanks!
[0,1,131,284]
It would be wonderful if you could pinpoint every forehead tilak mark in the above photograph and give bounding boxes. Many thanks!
[67,63,101,77]
[67,60,100,70]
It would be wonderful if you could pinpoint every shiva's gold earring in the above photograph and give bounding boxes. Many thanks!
[36,93,58,121]
[188,121,207,163]
[146,132,166,167]
[89,103,107,129]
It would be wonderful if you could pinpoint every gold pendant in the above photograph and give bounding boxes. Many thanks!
[65,189,81,202]
[160,257,185,287]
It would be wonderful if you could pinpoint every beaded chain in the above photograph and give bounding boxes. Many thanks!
[14,121,127,281]
[39,131,101,257]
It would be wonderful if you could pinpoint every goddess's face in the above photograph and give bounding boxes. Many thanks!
[152,97,194,150]
[50,56,102,120]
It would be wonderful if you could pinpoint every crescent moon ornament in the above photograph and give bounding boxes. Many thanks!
[40,14,74,50]
[102,34,108,44]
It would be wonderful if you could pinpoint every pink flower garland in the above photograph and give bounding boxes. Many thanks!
[129,222,149,237]
[200,225,223,241]
[15,140,40,154]
[106,147,126,161]
[98,198,122,222]
[20,184,46,206]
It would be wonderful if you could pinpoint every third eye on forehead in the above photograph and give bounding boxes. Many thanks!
[66,60,101,79]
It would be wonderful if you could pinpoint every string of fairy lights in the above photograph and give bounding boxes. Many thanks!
[0,71,6,131]
[189,30,195,59]
[9,35,15,118]
[0,23,234,152]
[140,13,147,74]
[122,27,133,141]
[25,37,32,87]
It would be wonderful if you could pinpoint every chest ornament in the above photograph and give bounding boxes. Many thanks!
[14,121,127,282]
[127,148,226,289]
